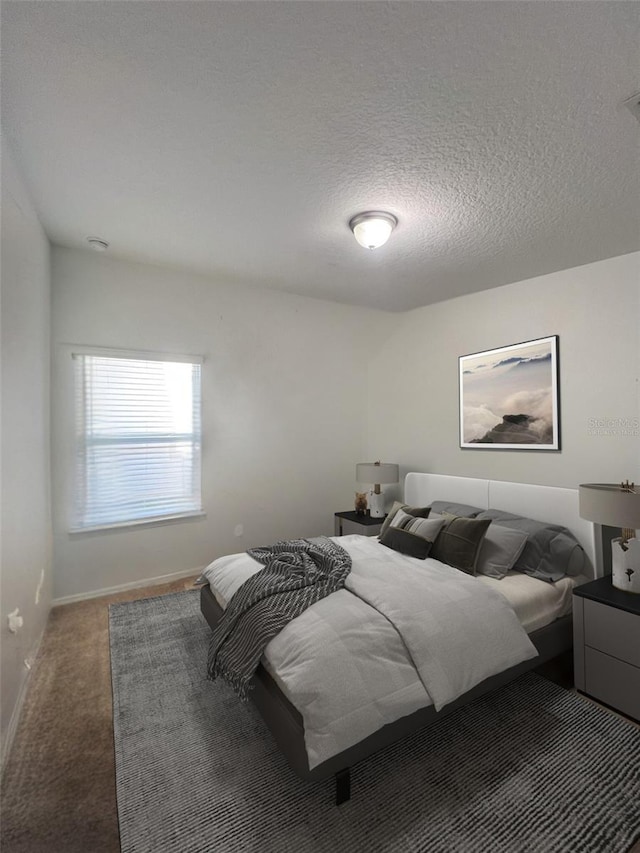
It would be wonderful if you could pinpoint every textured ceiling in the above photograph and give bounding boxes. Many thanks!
[2,1,639,312]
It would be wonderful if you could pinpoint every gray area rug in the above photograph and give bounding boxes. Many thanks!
[110,590,640,853]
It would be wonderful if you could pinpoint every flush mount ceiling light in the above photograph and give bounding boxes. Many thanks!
[86,236,109,252]
[349,211,397,250]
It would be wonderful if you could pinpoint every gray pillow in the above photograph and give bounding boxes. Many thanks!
[430,513,492,575]
[539,532,586,581]
[405,516,447,541]
[430,501,483,518]
[389,508,417,529]
[379,502,431,537]
[475,524,529,580]
[474,510,586,582]
[387,510,445,537]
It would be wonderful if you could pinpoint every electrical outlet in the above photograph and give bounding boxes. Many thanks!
[234,524,244,537]
[8,609,23,633]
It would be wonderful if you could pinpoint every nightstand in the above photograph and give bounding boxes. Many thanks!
[334,511,384,537]
[573,576,640,721]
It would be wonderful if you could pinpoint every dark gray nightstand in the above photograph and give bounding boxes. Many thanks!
[573,576,640,721]
[334,511,384,537]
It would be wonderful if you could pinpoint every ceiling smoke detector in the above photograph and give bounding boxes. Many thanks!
[86,236,109,252]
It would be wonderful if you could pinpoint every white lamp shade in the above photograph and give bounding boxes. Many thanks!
[349,212,397,249]
[579,484,640,530]
[356,463,399,486]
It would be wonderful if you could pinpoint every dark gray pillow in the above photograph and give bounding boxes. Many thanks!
[430,501,483,518]
[474,510,586,582]
[430,514,492,575]
[379,526,433,559]
[379,502,431,537]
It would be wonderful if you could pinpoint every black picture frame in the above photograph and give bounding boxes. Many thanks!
[459,335,560,450]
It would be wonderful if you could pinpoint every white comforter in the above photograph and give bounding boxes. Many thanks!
[202,535,538,769]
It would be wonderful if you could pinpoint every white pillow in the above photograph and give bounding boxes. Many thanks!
[475,524,529,580]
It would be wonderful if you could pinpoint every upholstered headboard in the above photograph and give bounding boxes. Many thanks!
[404,472,598,578]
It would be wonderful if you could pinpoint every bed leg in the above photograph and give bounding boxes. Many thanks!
[335,768,351,806]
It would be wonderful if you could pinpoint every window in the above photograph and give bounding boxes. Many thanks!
[72,350,202,531]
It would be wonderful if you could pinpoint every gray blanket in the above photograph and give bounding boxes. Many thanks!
[207,537,351,698]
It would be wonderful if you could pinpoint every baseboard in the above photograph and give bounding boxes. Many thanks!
[1,624,47,774]
[51,566,204,607]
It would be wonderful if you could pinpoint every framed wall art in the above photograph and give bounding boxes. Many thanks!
[459,335,560,450]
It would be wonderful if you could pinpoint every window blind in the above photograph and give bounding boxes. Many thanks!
[73,353,202,531]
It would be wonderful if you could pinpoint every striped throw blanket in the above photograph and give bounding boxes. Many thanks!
[207,537,351,699]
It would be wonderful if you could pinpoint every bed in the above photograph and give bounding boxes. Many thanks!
[199,473,598,805]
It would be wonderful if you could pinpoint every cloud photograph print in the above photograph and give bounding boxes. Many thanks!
[461,338,558,448]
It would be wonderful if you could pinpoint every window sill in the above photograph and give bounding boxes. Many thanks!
[69,511,206,535]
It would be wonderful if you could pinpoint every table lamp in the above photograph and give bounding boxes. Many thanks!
[579,481,640,594]
[356,461,399,519]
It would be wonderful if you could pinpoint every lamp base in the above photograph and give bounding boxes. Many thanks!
[368,491,386,519]
[611,538,640,594]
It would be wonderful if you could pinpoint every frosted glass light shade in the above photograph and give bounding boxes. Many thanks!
[349,212,397,249]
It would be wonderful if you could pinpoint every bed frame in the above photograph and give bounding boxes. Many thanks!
[200,473,598,805]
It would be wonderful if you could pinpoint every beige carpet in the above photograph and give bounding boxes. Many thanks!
[0,577,195,853]
[2,578,639,853]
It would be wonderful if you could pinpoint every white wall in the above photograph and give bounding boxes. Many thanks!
[1,140,52,761]
[50,245,639,600]
[51,248,395,600]
[367,252,640,498]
